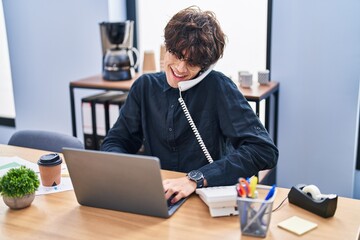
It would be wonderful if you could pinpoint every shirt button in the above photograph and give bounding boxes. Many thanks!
[169,128,173,132]
[170,104,174,108]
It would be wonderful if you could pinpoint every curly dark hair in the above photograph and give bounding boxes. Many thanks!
[164,6,227,70]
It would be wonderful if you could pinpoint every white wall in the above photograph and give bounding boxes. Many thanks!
[0,0,112,144]
[272,0,360,198]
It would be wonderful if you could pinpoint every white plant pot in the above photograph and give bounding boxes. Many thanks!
[3,193,35,210]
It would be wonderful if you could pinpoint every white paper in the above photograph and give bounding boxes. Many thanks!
[36,177,73,195]
[0,156,39,176]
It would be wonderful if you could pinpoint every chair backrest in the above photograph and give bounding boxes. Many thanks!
[8,130,84,153]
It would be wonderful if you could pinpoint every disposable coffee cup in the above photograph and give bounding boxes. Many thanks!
[142,50,156,73]
[38,153,62,187]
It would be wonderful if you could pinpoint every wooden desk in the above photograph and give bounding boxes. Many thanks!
[69,75,279,144]
[1,145,359,240]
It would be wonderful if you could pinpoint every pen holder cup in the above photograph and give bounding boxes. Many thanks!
[237,185,277,238]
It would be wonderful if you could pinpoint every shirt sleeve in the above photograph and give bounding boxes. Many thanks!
[100,77,144,154]
[197,75,279,186]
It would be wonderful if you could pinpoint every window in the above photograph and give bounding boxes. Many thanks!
[0,1,16,127]
[135,0,271,80]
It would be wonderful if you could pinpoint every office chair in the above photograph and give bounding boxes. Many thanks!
[8,130,84,153]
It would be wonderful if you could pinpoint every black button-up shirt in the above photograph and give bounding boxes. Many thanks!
[101,71,278,186]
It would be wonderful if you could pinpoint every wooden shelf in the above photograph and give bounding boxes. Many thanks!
[238,81,279,101]
[70,74,139,90]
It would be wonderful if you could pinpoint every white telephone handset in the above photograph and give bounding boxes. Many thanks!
[178,64,216,92]
[177,63,216,164]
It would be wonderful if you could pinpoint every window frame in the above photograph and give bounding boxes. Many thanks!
[0,1,16,127]
[127,0,272,76]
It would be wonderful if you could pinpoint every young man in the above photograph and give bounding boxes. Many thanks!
[101,6,278,204]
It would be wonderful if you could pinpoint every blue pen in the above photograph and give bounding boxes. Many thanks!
[265,184,276,200]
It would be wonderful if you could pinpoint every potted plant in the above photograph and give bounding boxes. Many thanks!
[0,166,40,209]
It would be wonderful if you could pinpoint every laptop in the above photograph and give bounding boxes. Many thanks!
[62,148,187,218]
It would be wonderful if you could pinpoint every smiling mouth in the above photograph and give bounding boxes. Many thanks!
[171,67,186,80]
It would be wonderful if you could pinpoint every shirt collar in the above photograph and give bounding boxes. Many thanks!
[161,74,173,92]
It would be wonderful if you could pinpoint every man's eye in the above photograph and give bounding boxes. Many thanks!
[187,61,197,67]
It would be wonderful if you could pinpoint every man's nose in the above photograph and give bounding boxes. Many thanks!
[175,60,187,73]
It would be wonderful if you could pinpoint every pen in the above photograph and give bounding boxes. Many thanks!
[265,184,276,200]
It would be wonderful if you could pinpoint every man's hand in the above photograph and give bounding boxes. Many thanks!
[163,177,197,204]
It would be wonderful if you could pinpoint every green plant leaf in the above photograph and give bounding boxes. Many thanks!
[0,166,40,198]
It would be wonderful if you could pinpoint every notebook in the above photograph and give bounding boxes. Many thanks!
[62,148,187,218]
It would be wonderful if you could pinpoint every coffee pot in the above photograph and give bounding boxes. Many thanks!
[100,21,139,81]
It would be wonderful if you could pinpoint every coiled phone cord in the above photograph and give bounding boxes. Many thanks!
[178,91,213,164]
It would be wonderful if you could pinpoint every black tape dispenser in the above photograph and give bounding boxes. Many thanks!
[288,184,338,218]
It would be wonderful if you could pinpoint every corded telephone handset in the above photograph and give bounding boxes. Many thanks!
[178,64,216,92]
[177,64,216,164]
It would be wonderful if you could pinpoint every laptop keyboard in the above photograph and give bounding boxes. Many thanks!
[167,195,187,212]
[167,195,176,210]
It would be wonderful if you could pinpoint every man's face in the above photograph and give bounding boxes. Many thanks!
[164,50,202,88]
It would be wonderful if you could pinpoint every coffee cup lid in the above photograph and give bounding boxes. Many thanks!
[38,153,62,166]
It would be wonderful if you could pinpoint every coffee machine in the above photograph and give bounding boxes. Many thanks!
[99,20,139,81]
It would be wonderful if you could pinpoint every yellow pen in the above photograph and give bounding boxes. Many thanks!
[249,176,258,198]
